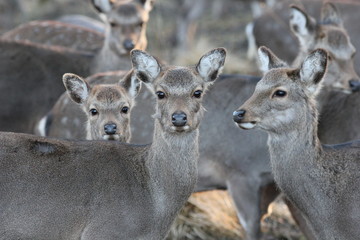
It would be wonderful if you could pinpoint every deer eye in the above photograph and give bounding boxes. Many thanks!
[110,22,117,27]
[156,91,166,99]
[273,90,287,98]
[90,108,98,116]
[137,21,144,28]
[121,106,129,114]
[193,90,202,98]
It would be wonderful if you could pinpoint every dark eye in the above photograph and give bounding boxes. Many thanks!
[273,90,287,98]
[156,91,166,99]
[90,108,98,116]
[137,22,144,28]
[110,22,117,27]
[193,90,202,98]
[121,106,129,114]
[328,55,332,61]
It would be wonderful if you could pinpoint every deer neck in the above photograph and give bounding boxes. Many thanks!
[147,119,198,219]
[92,29,131,73]
[267,101,322,196]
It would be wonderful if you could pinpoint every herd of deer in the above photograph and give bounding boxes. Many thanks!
[0,0,359,239]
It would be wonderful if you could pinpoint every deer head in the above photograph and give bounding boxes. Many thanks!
[234,46,328,134]
[91,0,154,55]
[130,48,226,134]
[290,3,359,93]
[63,71,140,141]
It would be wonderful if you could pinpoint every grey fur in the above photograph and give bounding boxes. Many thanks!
[0,48,226,239]
[235,48,360,240]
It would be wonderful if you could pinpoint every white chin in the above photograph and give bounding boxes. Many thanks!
[102,135,120,141]
[239,122,256,130]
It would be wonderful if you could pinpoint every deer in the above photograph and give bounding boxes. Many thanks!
[0,39,92,134]
[1,0,154,73]
[1,20,105,53]
[248,0,360,73]
[37,2,360,240]
[61,71,140,142]
[233,46,360,240]
[0,0,153,135]
[0,47,226,240]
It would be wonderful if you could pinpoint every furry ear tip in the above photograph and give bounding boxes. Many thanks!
[258,46,270,55]
[290,4,301,10]
[215,47,227,55]
[130,49,142,57]
[312,48,328,58]
[62,73,79,81]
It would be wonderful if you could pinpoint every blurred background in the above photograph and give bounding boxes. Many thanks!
[0,0,259,74]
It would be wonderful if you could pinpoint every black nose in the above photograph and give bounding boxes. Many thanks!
[349,79,360,92]
[233,109,246,123]
[104,123,117,135]
[123,39,135,51]
[172,112,187,127]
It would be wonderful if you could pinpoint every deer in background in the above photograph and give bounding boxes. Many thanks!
[0,40,91,134]
[62,71,140,141]
[0,48,226,239]
[248,0,360,72]
[1,0,154,73]
[0,0,153,135]
[37,2,360,240]
[233,46,360,240]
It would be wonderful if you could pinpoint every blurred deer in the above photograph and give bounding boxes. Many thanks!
[2,0,154,73]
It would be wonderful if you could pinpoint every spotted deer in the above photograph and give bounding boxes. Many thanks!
[1,0,154,73]
[38,2,360,240]
[234,46,360,240]
[62,71,140,141]
[0,48,226,239]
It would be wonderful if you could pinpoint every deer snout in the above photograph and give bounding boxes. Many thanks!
[123,39,135,51]
[104,123,117,135]
[233,110,246,123]
[349,79,360,92]
[172,112,187,127]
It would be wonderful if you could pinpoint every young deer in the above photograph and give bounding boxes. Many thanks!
[2,0,153,73]
[0,48,226,239]
[233,47,360,240]
[62,71,140,141]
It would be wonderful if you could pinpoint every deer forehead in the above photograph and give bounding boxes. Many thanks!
[317,27,355,59]
[157,67,203,94]
[89,85,131,106]
[109,3,148,24]
[260,69,295,88]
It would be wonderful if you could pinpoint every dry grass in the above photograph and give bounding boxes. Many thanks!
[167,191,306,240]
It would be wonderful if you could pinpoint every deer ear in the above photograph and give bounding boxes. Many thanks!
[63,73,90,104]
[299,49,328,95]
[257,46,288,73]
[196,48,226,83]
[91,0,113,13]
[136,0,155,11]
[289,5,315,38]
[119,70,142,98]
[131,50,161,84]
[321,2,342,26]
